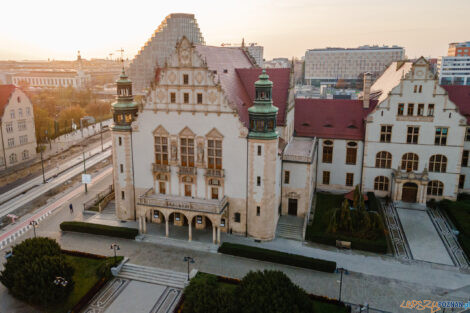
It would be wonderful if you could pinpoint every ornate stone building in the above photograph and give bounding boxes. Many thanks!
[112,39,470,242]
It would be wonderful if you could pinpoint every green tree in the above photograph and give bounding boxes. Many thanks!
[183,273,235,313]
[236,270,315,313]
[0,237,74,306]
[328,199,353,234]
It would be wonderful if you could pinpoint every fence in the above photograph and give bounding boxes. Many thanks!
[83,184,114,212]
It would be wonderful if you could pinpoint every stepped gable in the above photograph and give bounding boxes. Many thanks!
[236,68,291,126]
[0,85,17,118]
[194,45,254,126]
[295,98,378,140]
[442,85,470,123]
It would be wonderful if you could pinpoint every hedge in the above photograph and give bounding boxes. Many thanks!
[218,242,336,273]
[438,199,470,259]
[366,192,380,212]
[306,229,388,254]
[60,221,138,239]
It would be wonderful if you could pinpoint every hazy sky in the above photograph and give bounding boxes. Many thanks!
[1,0,469,61]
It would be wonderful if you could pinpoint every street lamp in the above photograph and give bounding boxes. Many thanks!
[110,243,120,263]
[30,220,38,238]
[53,276,68,287]
[335,267,349,302]
[183,256,195,281]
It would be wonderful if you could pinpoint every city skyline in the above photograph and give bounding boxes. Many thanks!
[1,0,469,61]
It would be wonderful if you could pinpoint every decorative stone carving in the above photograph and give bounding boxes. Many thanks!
[157,90,166,103]
[208,91,217,103]
[171,140,178,161]
[168,72,176,83]
[197,142,204,164]
[195,72,203,84]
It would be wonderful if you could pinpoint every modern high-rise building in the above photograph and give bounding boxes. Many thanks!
[128,13,205,94]
[304,45,405,86]
[438,56,470,85]
[448,41,470,56]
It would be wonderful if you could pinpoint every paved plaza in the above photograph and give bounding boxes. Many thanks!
[397,207,454,265]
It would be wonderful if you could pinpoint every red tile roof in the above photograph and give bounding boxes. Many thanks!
[236,68,291,126]
[294,99,378,140]
[442,85,470,123]
[0,85,17,119]
[195,45,291,128]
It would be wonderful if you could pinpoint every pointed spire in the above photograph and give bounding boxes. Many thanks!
[241,38,245,48]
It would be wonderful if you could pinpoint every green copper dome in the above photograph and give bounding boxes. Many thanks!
[111,68,138,131]
[248,70,278,140]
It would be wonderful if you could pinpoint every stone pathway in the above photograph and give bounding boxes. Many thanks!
[382,202,412,260]
[427,206,470,269]
[397,207,454,266]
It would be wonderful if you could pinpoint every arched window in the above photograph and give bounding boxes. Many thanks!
[9,153,17,164]
[375,151,392,168]
[401,153,419,172]
[374,176,389,191]
[322,140,333,163]
[427,180,443,196]
[429,155,447,173]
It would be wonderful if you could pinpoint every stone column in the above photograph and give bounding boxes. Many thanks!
[217,226,221,245]
[138,215,143,234]
[143,216,147,234]
[165,219,169,237]
[212,225,216,244]
[188,221,192,242]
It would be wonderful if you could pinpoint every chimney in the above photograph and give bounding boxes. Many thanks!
[363,72,371,109]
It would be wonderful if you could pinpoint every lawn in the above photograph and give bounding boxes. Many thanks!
[438,199,470,259]
[47,255,122,313]
[306,192,388,254]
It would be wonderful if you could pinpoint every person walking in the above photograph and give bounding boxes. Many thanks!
[69,203,74,214]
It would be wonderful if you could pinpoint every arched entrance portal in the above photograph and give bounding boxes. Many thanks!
[402,182,418,203]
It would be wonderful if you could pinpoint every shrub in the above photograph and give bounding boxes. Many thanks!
[439,199,470,259]
[60,221,138,239]
[218,243,336,273]
[183,273,236,313]
[235,270,315,313]
[0,237,75,306]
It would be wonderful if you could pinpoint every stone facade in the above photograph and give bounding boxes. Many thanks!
[0,86,37,169]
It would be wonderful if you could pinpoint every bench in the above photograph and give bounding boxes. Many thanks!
[336,240,351,249]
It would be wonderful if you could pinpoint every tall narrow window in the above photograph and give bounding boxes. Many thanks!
[257,176,261,186]
[397,103,404,116]
[346,142,357,165]
[197,93,203,104]
[180,137,195,167]
[407,103,414,116]
[428,104,434,116]
[170,92,176,103]
[284,171,290,184]
[183,93,189,104]
[413,85,417,93]
[159,181,166,194]
[211,187,219,200]
[256,206,261,216]
[380,125,392,143]
[459,175,465,189]
[322,140,333,163]
[462,150,469,167]
[466,128,470,141]
[257,146,262,156]
[419,85,422,93]
[155,135,168,165]
[120,164,124,173]
[118,137,122,146]
[435,127,448,146]
[406,126,419,144]
[322,171,330,185]
[345,173,354,186]
[417,104,424,116]
[183,74,189,85]
[234,213,241,223]
[208,139,222,169]
[121,191,125,200]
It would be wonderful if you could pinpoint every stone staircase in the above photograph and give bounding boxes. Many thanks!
[117,263,187,289]
[276,216,304,241]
